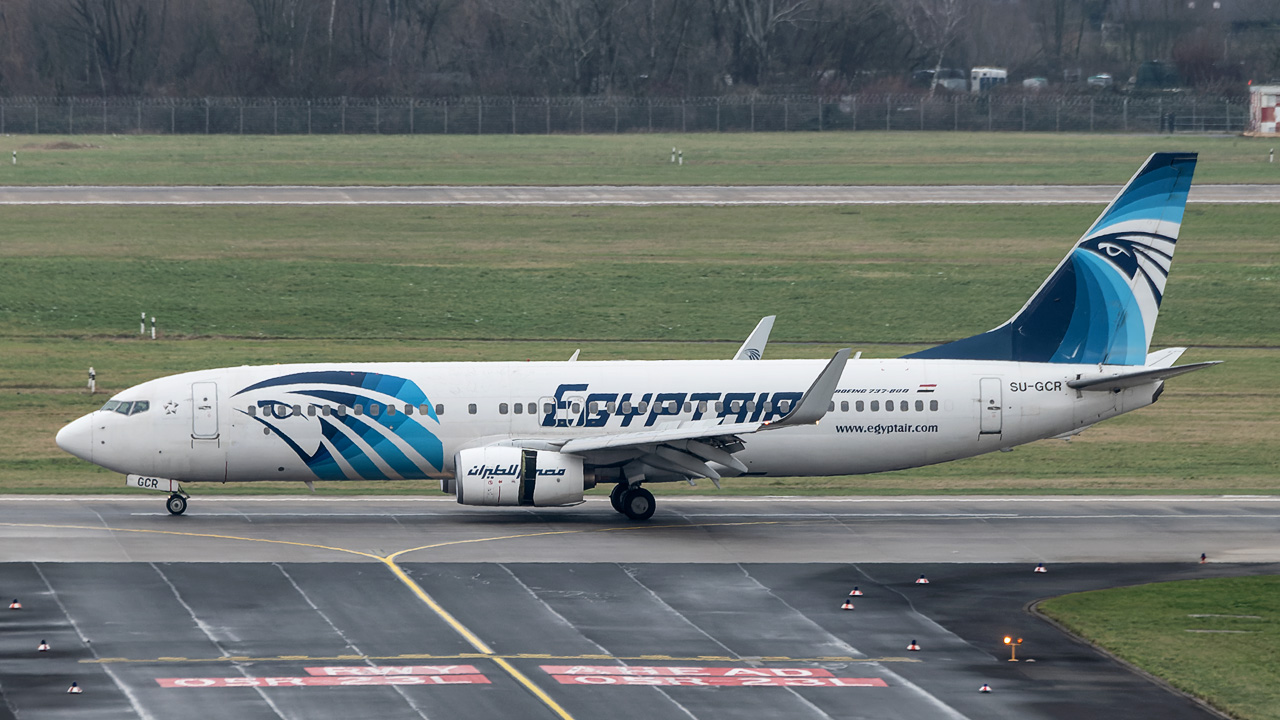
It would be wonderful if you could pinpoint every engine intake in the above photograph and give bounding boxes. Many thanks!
[453,447,589,507]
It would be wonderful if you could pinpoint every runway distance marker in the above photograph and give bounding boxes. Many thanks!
[306,665,482,676]
[542,666,836,677]
[83,653,920,665]
[549,675,888,688]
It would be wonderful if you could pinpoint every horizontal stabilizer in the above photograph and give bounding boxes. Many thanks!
[1067,361,1220,391]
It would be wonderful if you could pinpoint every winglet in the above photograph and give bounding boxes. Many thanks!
[734,316,776,360]
[767,348,851,428]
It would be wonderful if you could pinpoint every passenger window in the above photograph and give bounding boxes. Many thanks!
[337,406,347,417]
[915,400,924,412]
[514,402,523,415]
[543,403,554,414]
[829,401,835,412]
[247,405,258,417]
[436,404,445,415]
[638,402,649,414]
[368,404,380,417]
[386,404,396,416]
[871,401,880,411]
[354,405,363,416]
[715,402,724,413]
[499,403,509,415]
[606,402,616,413]
[840,401,849,412]
[698,401,708,414]
[307,405,316,417]
[570,402,582,414]
[900,401,909,411]
[403,404,412,415]
[468,403,477,415]
[763,401,772,413]
[683,402,692,413]
[589,402,598,414]
[621,401,632,413]
[746,401,756,412]
[930,400,939,411]
[885,401,893,412]
[731,401,742,413]
[323,406,332,416]
[856,401,864,412]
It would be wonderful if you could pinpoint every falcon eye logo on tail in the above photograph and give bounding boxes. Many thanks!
[908,152,1195,366]
[233,371,445,480]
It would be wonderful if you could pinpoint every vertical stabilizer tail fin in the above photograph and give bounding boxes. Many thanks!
[907,152,1196,365]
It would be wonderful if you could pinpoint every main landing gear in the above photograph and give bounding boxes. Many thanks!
[166,493,188,516]
[610,483,656,521]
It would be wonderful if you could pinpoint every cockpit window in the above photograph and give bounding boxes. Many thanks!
[100,399,149,415]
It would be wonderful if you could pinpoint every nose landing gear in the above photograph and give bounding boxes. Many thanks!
[166,493,188,516]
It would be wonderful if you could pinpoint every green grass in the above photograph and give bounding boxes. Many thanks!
[1,205,1275,346]
[1040,576,1280,720]
[1,133,1278,186]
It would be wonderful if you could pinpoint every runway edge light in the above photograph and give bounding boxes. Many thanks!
[841,598,856,611]
[38,640,49,652]
[915,575,929,585]
[979,683,992,693]
[907,640,920,651]
[67,682,82,694]
[849,586,863,596]
[1034,563,1047,573]
[8,599,20,610]
[1200,553,1208,564]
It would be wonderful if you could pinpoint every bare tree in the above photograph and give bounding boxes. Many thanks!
[893,0,966,92]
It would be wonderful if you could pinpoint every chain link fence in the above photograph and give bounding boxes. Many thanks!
[0,94,1251,135]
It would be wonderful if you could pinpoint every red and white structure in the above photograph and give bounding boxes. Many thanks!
[1250,85,1280,135]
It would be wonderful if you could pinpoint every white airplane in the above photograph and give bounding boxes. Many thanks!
[56,152,1216,520]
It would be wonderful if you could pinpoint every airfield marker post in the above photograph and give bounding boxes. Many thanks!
[88,367,95,395]
[141,312,146,335]
[150,316,156,341]
[11,151,14,165]
[1270,149,1274,163]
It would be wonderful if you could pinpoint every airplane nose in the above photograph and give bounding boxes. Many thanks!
[55,415,94,462]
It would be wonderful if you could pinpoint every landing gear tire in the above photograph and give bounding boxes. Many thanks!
[609,483,628,514]
[620,487,656,521]
[166,494,187,516]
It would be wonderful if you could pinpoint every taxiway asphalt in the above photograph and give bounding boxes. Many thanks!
[2,495,1274,720]
[0,184,1276,205]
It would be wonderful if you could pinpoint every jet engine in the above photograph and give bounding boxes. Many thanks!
[453,447,591,507]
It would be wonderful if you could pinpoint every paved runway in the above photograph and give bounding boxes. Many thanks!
[2,495,1277,719]
[0,184,1276,205]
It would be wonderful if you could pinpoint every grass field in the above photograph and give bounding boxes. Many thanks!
[1,133,1278,186]
[1,201,1275,495]
[1040,576,1280,720]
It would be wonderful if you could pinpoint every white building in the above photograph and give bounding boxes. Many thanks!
[1249,85,1280,135]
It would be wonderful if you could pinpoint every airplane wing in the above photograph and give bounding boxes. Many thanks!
[521,348,851,482]
[1067,361,1220,391]
[733,316,776,360]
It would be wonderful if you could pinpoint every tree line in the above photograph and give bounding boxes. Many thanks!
[0,0,1275,98]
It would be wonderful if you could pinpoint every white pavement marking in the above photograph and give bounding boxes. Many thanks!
[151,563,289,720]
[274,563,433,720]
[33,564,152,720]
[498,565,699,720]
[0,184,1275,205]
[618,565,835,720]
[10,494,1280,504]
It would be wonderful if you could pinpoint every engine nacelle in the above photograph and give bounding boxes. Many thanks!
[453,447,589,507]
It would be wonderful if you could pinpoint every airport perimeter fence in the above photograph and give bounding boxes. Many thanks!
[0,94,1252,135]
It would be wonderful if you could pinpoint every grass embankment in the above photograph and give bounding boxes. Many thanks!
[1040,577,1280,720]
[1,203,1275,495]
[0,133,1277,186]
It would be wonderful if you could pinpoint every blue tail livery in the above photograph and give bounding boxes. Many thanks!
[907,152,1196,365]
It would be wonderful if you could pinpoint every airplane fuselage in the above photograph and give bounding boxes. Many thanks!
[65,358,1153,484]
